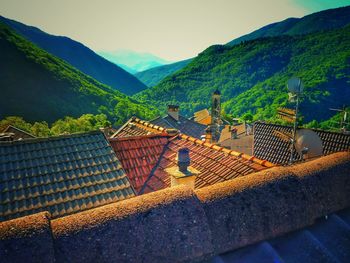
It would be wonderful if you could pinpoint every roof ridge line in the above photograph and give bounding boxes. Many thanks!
[3,125,36,137]
[134,117,167,132]
[109,132,171,142]
[0,130,104,145]
[179,133,274,168]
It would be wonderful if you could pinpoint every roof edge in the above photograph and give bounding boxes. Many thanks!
[179,133,274,167]
[0,129,104,145]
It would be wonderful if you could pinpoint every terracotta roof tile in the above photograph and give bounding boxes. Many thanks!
[109,122,273,194]
[109,134,170,194]
[0,131,135,221]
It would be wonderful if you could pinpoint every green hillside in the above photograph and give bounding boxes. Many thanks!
[227,5,350,46]
[0,15,148,95]
[135,59,192,87]
[135,26,350,123]
[0,23,157,124]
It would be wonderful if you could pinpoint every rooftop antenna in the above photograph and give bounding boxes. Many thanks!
[329,105,349,132]
[287,77,303,164]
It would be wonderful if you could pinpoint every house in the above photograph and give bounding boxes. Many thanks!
[109,119,273,195]
[1,151,349,263]
[194,108,211,125]
[253,122,350,164]
[0,125,35,141]
[219,123,253,155]
[0,131,135,221]
[150,105,207,139]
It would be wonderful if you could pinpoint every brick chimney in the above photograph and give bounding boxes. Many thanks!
[166,148,200,189]
[167,105,179,121]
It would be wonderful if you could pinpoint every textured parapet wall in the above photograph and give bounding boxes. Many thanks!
[196,151,350,255]
[0,212,55,263]
[0,152,349,263]
[52,186,213,263]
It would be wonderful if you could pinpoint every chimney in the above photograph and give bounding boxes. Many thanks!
[231,127,238,139]
[205,126,212,143]
[166,148,200,189]
[167,105,179,121]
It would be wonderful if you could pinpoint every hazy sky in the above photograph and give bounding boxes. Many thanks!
[0,0,349,61]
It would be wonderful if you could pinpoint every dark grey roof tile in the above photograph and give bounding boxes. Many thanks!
[0,131,135,221]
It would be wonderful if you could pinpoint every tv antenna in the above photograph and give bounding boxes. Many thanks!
[287,77,303,164]
[329,105,349,132]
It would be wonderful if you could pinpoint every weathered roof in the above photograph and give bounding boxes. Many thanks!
[253,122,350,164]
[205,208,350,263]
[2,125,35,140]
[0,131,135,221]
[109,132,273,194]
[109,134,170,193]
[151,114,206,139]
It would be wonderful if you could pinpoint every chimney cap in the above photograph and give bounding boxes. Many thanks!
[177,148,190,173]
[213,89,221,95]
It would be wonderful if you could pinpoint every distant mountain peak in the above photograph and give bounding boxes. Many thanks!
[97,49,172,73]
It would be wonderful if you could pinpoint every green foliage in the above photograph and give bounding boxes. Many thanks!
[0,116,32,133]
[241,113,253,123]
[0,114,114,137]
[135,59,192,87]
[135,26,350,124]
[0,22,158,124]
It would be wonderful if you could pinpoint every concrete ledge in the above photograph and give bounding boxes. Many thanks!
[195,152,350,255]
[52,185,213,263]
[0,152,349,263]
[0,212,55,263]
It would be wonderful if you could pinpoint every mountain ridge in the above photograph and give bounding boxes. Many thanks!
[135,25,350,124]
[227,5,350,46]
[0,15,148,95]
[134,5,350,87]
[0,22,157,124]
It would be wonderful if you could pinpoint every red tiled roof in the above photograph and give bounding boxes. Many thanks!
[109,129,274,194]
[109,134,170,193]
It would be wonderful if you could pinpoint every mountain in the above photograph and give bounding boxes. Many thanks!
[97,49,171,73]
[135,59,192,87]
[0,16,147,95]
[227,5,350,46]
[135,6,350,88]
[0,22,157,124]
[135,25,350,123]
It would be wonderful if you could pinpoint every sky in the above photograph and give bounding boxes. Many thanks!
[0,0,349,61]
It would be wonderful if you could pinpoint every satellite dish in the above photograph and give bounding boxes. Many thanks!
[287,77,303,94]
[295,129,323,160]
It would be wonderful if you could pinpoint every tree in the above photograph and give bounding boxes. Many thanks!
[241,112,253,123]
[0,116,32,132]
[31,121,50,137]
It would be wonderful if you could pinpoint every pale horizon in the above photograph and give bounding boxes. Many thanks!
[0,0,349,61]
